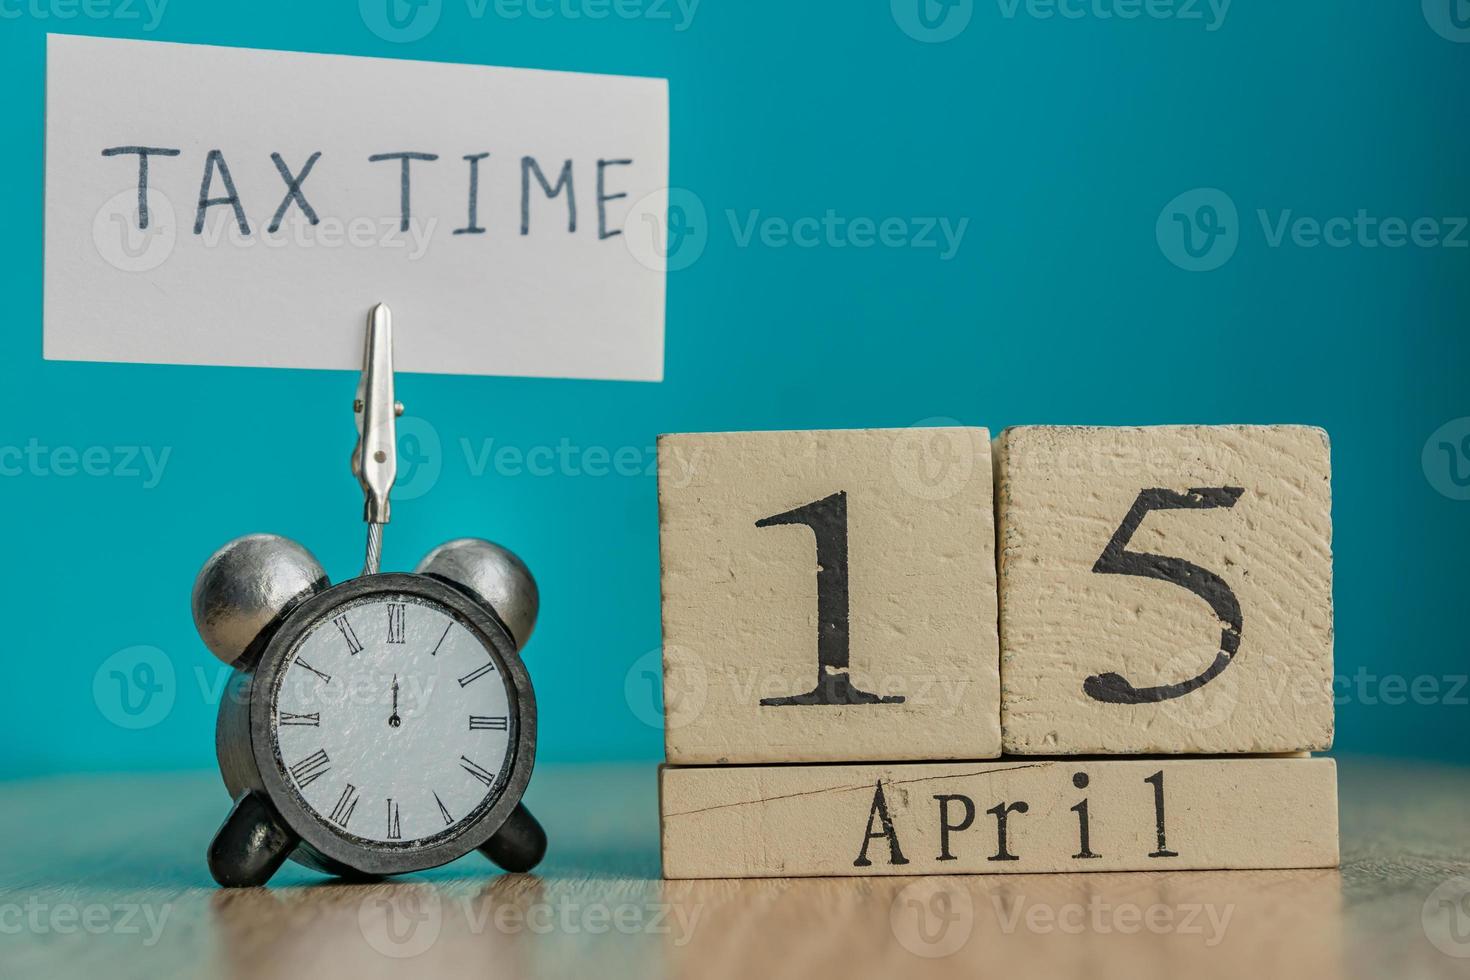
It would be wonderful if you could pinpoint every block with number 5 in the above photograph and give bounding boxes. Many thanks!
[658,427,1001,764]
[996,425,1334,755]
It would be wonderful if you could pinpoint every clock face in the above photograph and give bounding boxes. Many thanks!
[269,591,515,848]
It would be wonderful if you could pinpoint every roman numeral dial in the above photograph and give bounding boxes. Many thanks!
[461,756,497,787]
[387,799,402,840]
[333,615,363,655]
[457,661,496,687]
[329,784,360,827]
[289,749,331,788]
[272,592,516,846]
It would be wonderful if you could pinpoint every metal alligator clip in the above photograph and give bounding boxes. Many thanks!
[351,303,404,575]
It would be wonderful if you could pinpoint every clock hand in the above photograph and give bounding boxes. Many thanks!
[389,674,401,728]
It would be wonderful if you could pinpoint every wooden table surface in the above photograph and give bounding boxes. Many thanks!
[2,757,1467,980]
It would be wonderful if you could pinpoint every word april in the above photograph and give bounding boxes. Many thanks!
[854,770,1176,867]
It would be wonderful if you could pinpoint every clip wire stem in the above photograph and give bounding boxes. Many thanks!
[364,522,383,577]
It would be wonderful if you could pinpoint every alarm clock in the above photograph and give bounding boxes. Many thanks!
[192,304,546,887]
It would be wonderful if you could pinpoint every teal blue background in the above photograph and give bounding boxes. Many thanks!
[2,1,1467,778]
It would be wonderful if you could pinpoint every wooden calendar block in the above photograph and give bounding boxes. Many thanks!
[657,427,1000,764]
[660,756,1338,878]
[996,425,1334,755]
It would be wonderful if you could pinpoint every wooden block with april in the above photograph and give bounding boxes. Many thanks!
[659,756,1338,878]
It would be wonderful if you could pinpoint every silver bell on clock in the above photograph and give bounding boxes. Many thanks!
[192,304,546,888]
[417,537,539,650]
[193,534,329,668]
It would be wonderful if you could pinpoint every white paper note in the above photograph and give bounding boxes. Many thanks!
[44,34,669,381]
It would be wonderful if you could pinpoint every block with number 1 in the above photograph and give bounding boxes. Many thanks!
[657,427,1001,764]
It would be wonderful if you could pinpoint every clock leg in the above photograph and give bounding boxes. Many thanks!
[479,803,546,873]
[208,791,299,888]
